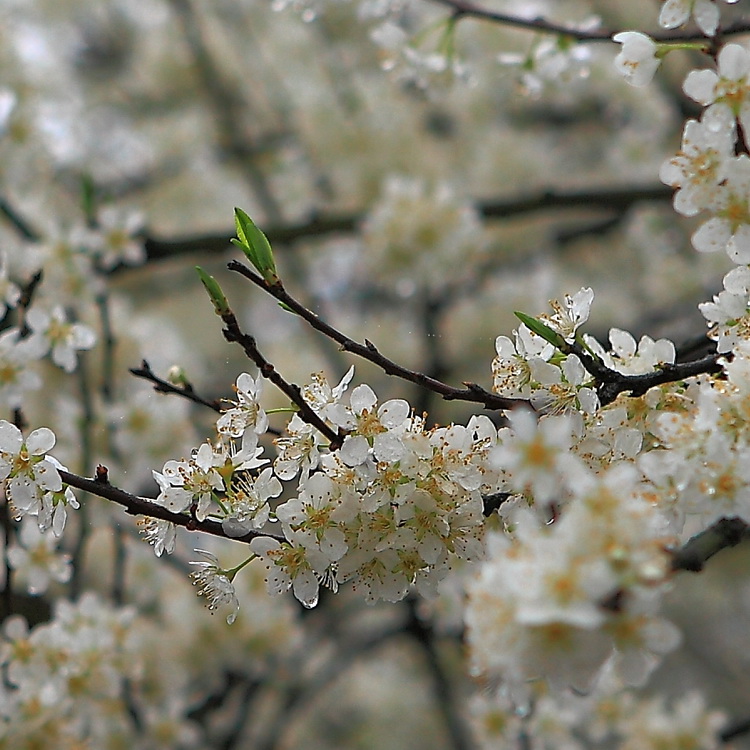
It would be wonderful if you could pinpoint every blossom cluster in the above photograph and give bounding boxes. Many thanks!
[142,369,492,615]
[361,176,485,294]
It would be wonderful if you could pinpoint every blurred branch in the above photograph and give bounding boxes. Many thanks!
[671,517,750,573]
[142,183,672,261]
[1,494,13,619]
[168,0,284,222]
[428,0,750,43]
[0,195,40,242]
[406,598,476,750]
[721,715,750,743]
[255,623,404,750]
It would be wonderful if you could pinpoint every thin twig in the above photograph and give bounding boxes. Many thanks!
[129,359,222,412]
[217,307,344,448]
[228,260,526,413]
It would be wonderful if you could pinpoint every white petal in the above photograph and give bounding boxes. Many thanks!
[26,427,56,455]
[692,217,731,253]
[683,69,717,105]
[350,384,377,414]
[659,0,690,28]
[718,43,750,79]
[694,0,720,36]
[293,569,319,608]
[728,226,750,263]
[378,399,409,428]
[0,421,22,453]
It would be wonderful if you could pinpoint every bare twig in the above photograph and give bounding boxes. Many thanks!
[227,260,526,413]
[129,359,222,412]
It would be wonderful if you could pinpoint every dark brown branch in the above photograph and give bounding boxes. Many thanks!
[721,715,750,743]
[216,306,344,449]
[227,260,526,413]
[559,336,723,406]
[595,352,723,404]
[59,468,284,544]
[428,0,750,43]
[129,359,222,412]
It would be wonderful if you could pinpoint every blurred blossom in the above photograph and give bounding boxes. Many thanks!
[6,518,72,595]
[83,207,146,269]
[26,305,96,373]
[362,176,485,291]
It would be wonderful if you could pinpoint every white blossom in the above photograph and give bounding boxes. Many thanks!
[189,549,241,624]
[660,118,735,216]
[612,32,661,88]
[216,372,268,438]
[6,518,72,595]
[684,44,750,135]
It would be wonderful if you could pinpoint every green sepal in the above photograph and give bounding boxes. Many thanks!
[514,311,566,349]
[196,266,230,316]
[233,208,279,284]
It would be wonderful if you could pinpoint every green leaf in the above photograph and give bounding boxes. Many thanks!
[196,266,230,316]
[514,311,566,349]
[233,208,278,283]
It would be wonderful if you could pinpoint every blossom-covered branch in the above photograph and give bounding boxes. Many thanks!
[216,304,344,448]
[58,467,285,545]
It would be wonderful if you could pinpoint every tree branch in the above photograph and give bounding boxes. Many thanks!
[227,260,526,413]
[427,0,750,43]
[671,516,749,573]
[141,184,672,262]
[558,336,723,406]
[129,359,223,412]
[216,305,344,448]
[59,467,284,545]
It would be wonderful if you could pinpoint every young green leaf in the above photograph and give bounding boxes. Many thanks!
[514,311,567,349]
[196,266,230,316]
[233,207,279,284]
